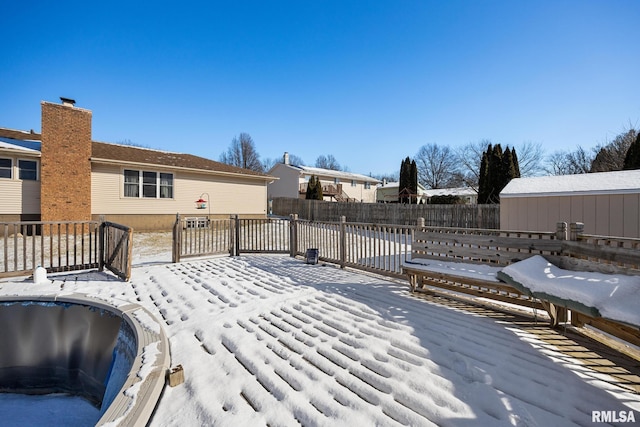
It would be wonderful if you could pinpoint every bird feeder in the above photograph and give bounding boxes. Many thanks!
[195,198,207,209]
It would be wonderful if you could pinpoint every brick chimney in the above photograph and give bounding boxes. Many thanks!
[40,99,92,222]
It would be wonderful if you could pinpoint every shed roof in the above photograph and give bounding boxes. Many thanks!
[501,170,640,198]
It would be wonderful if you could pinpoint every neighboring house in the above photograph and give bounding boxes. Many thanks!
[425,187,478,204]
[376,181,428,204]
[0,99,274,230]
[376,183,477,204]
[268,153,380,203]
[500,170,640,237]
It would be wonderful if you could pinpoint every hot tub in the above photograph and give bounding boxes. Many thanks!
[0,294,170,426]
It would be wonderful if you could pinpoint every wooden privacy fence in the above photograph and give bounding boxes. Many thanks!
[271,197,500,228]
[1,220,133,281]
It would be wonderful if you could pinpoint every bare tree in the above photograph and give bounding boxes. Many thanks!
[219,133,264,172]
[455,140,490,189]
[456,140,545,188]
[315,154,341,171]
[415,143,461,189]
[545,146,593,175]
[516,141,545,177]
[262,153,306,172]
[590,128,638,172]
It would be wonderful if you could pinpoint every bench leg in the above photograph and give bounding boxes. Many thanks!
[541,301,568,327]
[407,273,417,292]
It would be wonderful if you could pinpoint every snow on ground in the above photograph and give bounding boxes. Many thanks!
[1,233,640,426]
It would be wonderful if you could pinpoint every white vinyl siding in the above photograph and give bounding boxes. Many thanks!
[92,163,267,216]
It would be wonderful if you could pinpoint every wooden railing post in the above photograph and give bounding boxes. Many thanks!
[233,215,240,256]
[172,213,181,263]
[340,216,346,269]
[570,222,584,241]
[99,221,105,272]
[556,222,567,241]
[289,214,298,258]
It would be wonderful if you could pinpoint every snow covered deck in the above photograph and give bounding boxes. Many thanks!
[1,255,640,426]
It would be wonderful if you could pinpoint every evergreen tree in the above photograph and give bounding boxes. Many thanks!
[478,144,519,204]
[478,149,489,204]
[511,147,521,178]
[305,175,324,200]
[410,159,418,204]
[623,132,640,170]
[399,157,411,203]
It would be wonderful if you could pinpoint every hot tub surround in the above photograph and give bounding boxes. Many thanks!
[0,294,170,426]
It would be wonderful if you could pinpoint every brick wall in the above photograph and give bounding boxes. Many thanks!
[40,101,92,222]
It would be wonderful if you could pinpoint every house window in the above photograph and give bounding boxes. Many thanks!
[364,182,371,189]
[18,159,37,180]
[334,178,340,184]
[160,173,173,198]
[351,180,357,187]
[124,169,140,197]
[142,171,157,198]
[0,158,11,179]
[124,169,174,199]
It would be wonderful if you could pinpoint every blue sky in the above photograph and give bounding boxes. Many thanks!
[2,1,639,176]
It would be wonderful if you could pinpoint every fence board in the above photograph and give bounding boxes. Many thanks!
[272,197,499,228]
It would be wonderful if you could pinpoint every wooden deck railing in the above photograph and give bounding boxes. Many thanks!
[1,220,133,280]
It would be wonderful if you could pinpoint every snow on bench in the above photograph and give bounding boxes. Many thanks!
[498,255,640,329]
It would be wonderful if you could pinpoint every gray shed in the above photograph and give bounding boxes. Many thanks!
[500,170,640,238]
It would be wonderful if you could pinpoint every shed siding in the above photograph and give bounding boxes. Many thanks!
[595,196,610,236]
[501,192,640,238]
[623,194,639,238]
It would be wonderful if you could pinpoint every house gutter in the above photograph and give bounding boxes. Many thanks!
[90,157,275,183]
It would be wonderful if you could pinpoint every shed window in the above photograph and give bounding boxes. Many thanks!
[0,158,11,179]
[18,160,37,180]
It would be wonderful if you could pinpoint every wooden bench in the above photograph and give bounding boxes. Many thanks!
[402,226,564,314]
[402,224,640,352]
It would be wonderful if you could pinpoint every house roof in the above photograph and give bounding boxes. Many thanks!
[376,181,427,192]
[0,127,41,141]
[283,164,380,183]
[0,126,272,180]
[0,137,41,155]
[91,142,271,179]
[425,187,477,197]
[501,170,640,198]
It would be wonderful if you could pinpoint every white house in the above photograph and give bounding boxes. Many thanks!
[376,181,428,204]
[425,187,478,204]
[376,183,477,204]
[268,153,380,203]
